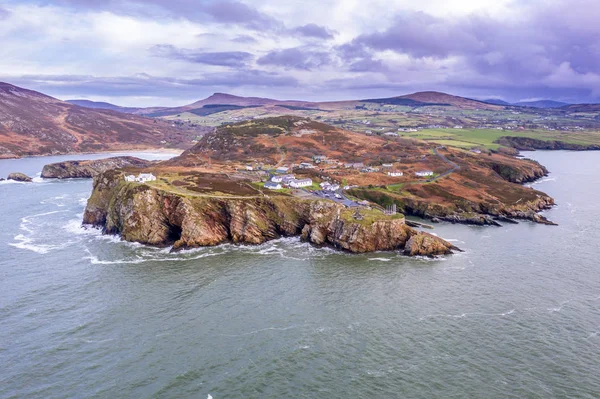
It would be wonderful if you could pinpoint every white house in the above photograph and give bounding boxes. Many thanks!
[326,184,340,191]
[289,178,313,188]
[136,173,157,182]
[299,162,315,169]
[383,132,399,137]
[124,175,136,182]
[245,165,254,171]
[415,170,434,177]
[381,163,394,168]
[264,181,282,190]
[388,171,404,177]
[271,175,284,183]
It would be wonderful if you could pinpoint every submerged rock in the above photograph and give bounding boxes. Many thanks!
[7,172,32,182]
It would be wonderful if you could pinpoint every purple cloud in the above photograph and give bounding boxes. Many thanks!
[292,23,336,39]
[34,0,283,31]
[232,35,258,44]
[0,6,10,19]
[2,71,298,99]
[257,47,332,70]
[150,45,253,67]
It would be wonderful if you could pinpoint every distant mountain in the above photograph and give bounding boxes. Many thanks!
[0,82,193,158]
[363,91,502,110]
[483,99,511,106]
[513,100,570,109]
[66,99,143,113]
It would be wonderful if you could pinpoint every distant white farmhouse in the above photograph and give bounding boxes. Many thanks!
[381,163,394,168]
[289,178,313,188]
[245,165,254,171]
[264,181,282,190]
[125,173,157,183]
[415,170,434,177]
[388,171,404,177]
[383,132,399,137]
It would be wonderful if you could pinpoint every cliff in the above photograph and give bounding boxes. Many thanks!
[41,156,154,179]
[496,136,600,151]
[82,171,460,256]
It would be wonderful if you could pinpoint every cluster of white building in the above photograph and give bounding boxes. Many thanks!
[124,173,157,183]
[264,173,313,190]
[320,181,340,192]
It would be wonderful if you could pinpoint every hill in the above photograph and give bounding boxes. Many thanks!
[483,99,511,106]
[513,100,569,108]
[66,99,142,113]
[0,82,199,158]
[361,91,502,110]
[160,116,555,226]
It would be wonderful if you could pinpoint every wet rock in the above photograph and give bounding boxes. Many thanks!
[7,172,32,182]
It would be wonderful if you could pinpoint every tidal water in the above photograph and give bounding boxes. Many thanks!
[1,151,599,398]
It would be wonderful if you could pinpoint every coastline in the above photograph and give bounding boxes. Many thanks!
[0,146,184,160]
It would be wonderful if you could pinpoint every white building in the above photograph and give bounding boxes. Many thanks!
[264,181,282,190]
[275,166,289,174]
[388,171,404,177]
[381,163,394,168]
[299,162,315,169]
[289,178,313,188]
[136,173,157,182]
[245,165,254,171]
[125,173,156,183]
[415,170,434,177]
[383,132,399,137]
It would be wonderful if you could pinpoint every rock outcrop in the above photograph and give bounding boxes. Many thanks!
[7,172,32,182]
[82,170,460,256]
[41,156,154,179]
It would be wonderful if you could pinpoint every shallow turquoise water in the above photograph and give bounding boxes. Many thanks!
[0,151,599,398]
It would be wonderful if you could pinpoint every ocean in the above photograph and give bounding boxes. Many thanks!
[0,151,599,398]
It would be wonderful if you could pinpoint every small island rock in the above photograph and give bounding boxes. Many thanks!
[7,172,33,182]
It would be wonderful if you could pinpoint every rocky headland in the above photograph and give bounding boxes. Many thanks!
[82,170,460,256]
[41,156,155,179]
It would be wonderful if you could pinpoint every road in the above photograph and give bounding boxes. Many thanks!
[428,146,461,182]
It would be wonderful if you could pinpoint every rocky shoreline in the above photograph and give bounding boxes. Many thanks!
[41,156,155,179]
[82,170,460,256]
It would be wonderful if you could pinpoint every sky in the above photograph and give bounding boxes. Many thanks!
[0,0,599,106]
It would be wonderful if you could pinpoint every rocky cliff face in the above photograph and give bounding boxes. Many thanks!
[83,171,459,256]
[41,156,154,179]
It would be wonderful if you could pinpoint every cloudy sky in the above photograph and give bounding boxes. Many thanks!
[0,0,598,106]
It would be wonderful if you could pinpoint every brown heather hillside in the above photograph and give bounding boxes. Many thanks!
[0,82,201,158]
[160,116,555,225]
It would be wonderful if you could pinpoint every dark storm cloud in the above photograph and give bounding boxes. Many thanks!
[257,47,332,70]
[351,2,600,83]
[149,45,253,67]
[291,24,336,40]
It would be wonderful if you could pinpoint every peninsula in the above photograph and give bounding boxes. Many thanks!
[82,116,558,255]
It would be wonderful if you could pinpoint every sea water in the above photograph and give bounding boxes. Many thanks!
[0,151,599,398]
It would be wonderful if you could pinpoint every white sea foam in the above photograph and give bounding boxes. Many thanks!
[368,258,392,262]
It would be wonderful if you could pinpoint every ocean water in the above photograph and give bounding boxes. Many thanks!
[0,151,599,398]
